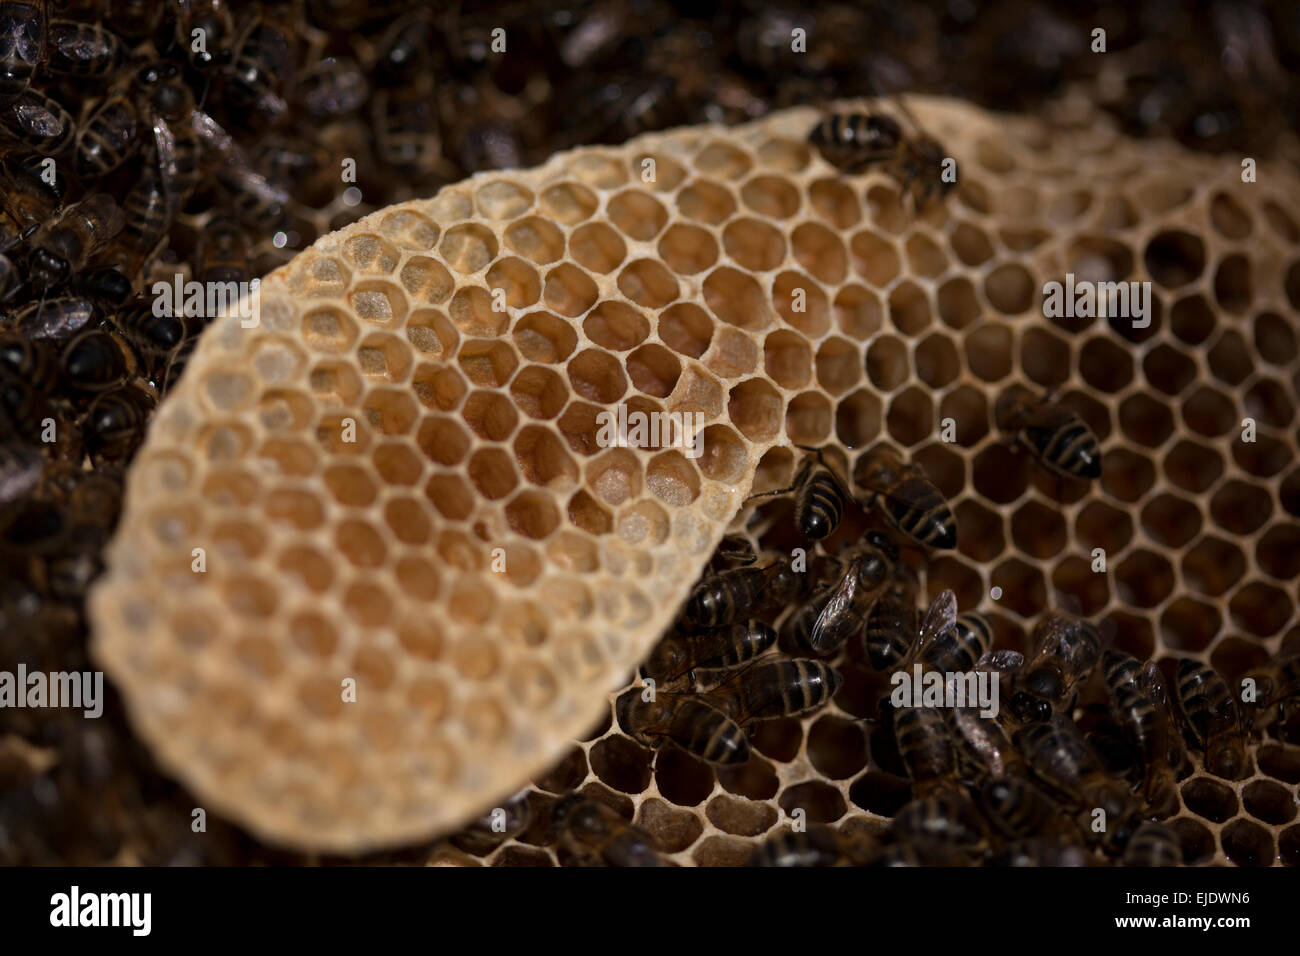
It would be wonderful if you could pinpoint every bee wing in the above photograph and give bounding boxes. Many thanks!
[914,588,957,653]
[977,649,1024,675]
[149,113,182,219]
[1137,660,1170,707]
[809,558,862,653]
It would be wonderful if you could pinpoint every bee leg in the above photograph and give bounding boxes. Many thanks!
[743,484,796,505]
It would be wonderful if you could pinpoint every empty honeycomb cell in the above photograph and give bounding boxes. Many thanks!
[755,138,811,173]
[567,349,628,405]
[515,426,580,491]
[973,444,1031,504]
[696,425,748,483]
[955,500,1005,562]
[634,151,688,191]
[637,798,704,853]
[1209,192,1252,238]
[1145,231,1206,288]
[885,386,934,448]
[457,340,519,390]
[1182,776,1239,822]
[1255,312,1297,365]
[1213,254,1253,314]
[618,259,680,310]
[1168,294,1217,346]
[1229,581,1292,637]
[324,461,379,508]
[556,402,608,457]
[1181,386,1237,437]
[988,558,1047,618]
[831,390,880,448]
[513,311,578,365]
[727,379,784,442]
[607,189,669,242]
[372,442,423,487]
[644,451,700,508]
[1246,378,1295,428]
[1045,188,1092,223]
[358,333,415,384]
[888,281,932,336]
[485,257,543,310]
[1010,500,1068,558]
[814,337,862,396]
[833,285,884,341]
[778,782,846,825]
[1073,338,1133,396]
[1263,201,1300,242]
[914,334,961,389]
[1182,536,1247,597]
[693,140,753,180]
[1066,236,1134,285]
[465,447,519,501]
[449,287,509,337]
[790,222,848,285]
[1019,327,1072,389]
[412,364,468,413]
[439,224,499,275]
[567,490,612,536]
[785,392,833,445]
[1164,439,1224,494]
[1210,480,1272,536]
[722,218,788,273]
[706,795,779,837]
[509,366,569,421]
[1000,226,1052,256]
[475,181,533,221]
[964,324,1013,382]
[1051,556,1109,616]
[343,234,400,275]
[350,280,405,328]
[950,221,994,266]
[583,302,650,352]
[849,230,900,286]
[1222,819,1275,868]
[655,747,715,807]
[1211,635,1270,680]
[658,224,719,275]
[1258,746,1300,785]
[739,174,801,221]
[544,263,600,317]
[1169,818,1217,865]
[533,746,588,792]
[590,735,652,795]
[904,233,948,278]
[770,271,830,338]
[406,309,458,360]
[303,306,360,354]
[704,327,759,379]
[334,519,389,570]
[1119,393,1176,448]
[278,545,336,594]
[458,390,518,442]
[703,266,772,331]
[849,772,912,818]
[1234,433,1291,479]
[658,303,713,359]
[504,216,566,265]
[568,223,628,276]
[571,153,629,190]
[378,209,439,251]
[1141,493,1203,548]
[1142,343,1197,397]
[1208,330,1254,386]
[866,185,908,235]
[1257,524,1300,580]
[808,178,861,230]
[1113,549,1175,608]
[983,262,1036,315]
[937,277,981,331]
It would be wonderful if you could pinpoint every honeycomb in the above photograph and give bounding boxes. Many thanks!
[89,96,1300,862]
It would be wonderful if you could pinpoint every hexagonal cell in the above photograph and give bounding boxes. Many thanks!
[693,140,753,180]
[678,178,736,225]
[475,179,533,221]
[457,338,519,388]
[372,441,423,486]
[727,378,783,442]
[514,311,578,364]
[888,281,931,336]
[849,230,900,286]
[617,498,669,546]
[1163,439,1224,494]
[1112,549,1175,608]
[657,223,718,275]
[1229,580,1292,637]
[607,189,668,241]
[950,221,994,266]
[703,266,772,331]
[740,174,800,220]
[697,424,748,482]
[334,518,388,569]
[1182,536,1247,597]
[425,471,477,520]
[1222,819,1274,868]
[658,303,713,359]
[1144,230,1205,288]
[568,222,627,275]
[570,152,628,189]
[1180,385,1237,437]
[405,307,458,360]
[1212,254,1253,314]
[1020,327,1072,389]
[789,222,847,285]
[913,333,960,389]
[439,223,499,274]
[1100,448,1155,503]
[557,401,607,456]
[538,181,598,225]
[377,208,439,250]
[357,332,414,385]
[1050,555,1108,616]
[865,184,907,234]
[808,178,860,229]
[1010,499,1068,558]
[937,277,982,331]
[703,326,758,380]
[503,216,565,266]
[785,391,833,445]
[721,217,787,273]
[567,489,612,536]
[485,256,543,309]
[342,233,400,275]
[567,348,628,404]
[514,425,579,491]
[972,443,1031,504]
[1257,523,1300,580]
[1207,329,1253,386]
[1118,393,1176,449]
[1246,377,1295,428]
[763,330,812,391]
[544,263,600,317]
[626,344,681,398]
[953,499,1003,562]
[362,387,420,436]
[771,270,829,338]
[412,363,468,412]
[1210,479,1272,535]
[866,335,909,391]
[1139,492,1202,548]
[617,258,679,309]
[904,232,948,278]
[885,386,933,448]
[510,365,569,420]
[1255,311,1297,365]
[964,324,1012,382]
[983,262,1035,315]
[813,337,862,396]
[415,415,472,467]
[646,450,701,506]
[449,286,509,337]
[302,305,359,354]
[832,285,883,342]
[1169,293,1216,345]
[1141,342,1196,396]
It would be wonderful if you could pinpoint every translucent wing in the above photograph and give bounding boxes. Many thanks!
[904,589,957,666]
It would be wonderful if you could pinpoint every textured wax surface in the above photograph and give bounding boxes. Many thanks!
[89,98,1300,859]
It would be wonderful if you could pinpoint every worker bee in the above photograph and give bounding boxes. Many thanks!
[862,561,918,669]
[949,656,1027,780]
[683,557,803,630]
[374,8,439,87]
[107,0,162,40]
[163,0,235,74]
[134,61,203,212]
[886,589,960,677]
[1242,653,1300,739]
[1007,614,1102,724]
[298,55,369,118]
[1121,821,1182,867]
[60,328,132,392]
[0,362,51,437]
[748,445,848,540]
[904,607,993,677]
[448,790,532,856]
[808,531,896,654]
[551,795,666,867]
[225,6,297,124]
[808,102,954,208]
[109,296,185,358]
[1014,715,1142,854]
[44,20,120,77]
[702,658,841,725]
[194,215,249,286]
[644,620,776,685]
[28,193,125,291]
[0,87,74,152]
[615,687,749,765]
[1102,650,1181,817]
[9,296,96,340]
[0,0,45,101]
[82,382,154,463]
[372,85,441,176]
[747,826,879,867]
[892,704,960,796]
[890,788,988,860]
[112,167,172,276]
[192,111,289,227]
[68,267,132,307]
[854,445,956,550]
[976,773,1071,842]
[74,93,140,179]
[1,150,65,238]
[0,334,57,392]
[1175,659,1248,780]
[995,385,1103,481]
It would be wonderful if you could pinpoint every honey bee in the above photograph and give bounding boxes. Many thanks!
[60,327,131,392]
[110,296,185,358]
[683,557,802,630]
[747,826,879,867]
[808,531,896,654]
[374,8,438,87]
[1175,659,1248,780]
[702,658,841,725]
[28,193,125,291]
[0,87,74,152]
[448,790,532,855]
[1102,650,1181,817]
[1242,653,1300,739]
[68,267,132,307]
[748,445,848,541]
[372,85,441,176]
[74,92,140,179]
[0,362,51,437]
[298,55,369,118]
[949,657,1027,780]
[194,215,249,286]
[888,589,959,676]
[1014,715,1142,854]
[225,6,297,124]
[551,795,666,867]
[164,0,235,73]
[644,620,776,685]
[891,788,988,860]
[107,0,162,40]
[134,61,203,212]
[0,0,45,101]
[82,382,154,463]
[904,607,993,677]
[808,102,954,208]
[892,704,960,796]
[616,687,749,765]
[861,561,917,669]
[0,334,57,392]
[995,385,1103,481]
[44,19,120,77]
[1007,614,1101,725]
[112,168,172,276]
[9,295,96,340]
[854,444,957,549]
[976,773,1071,843]
[1,150,65,238]
[191,110,289,227]
[1121,821,1182,867]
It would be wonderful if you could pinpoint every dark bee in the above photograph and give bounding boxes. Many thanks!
[165,0,235,73]
[372,86,441,176]
[892,704,960,796]
[749,446,847,540]
[683,557,802,630]
[1242,653,1300,738]
[976,773,1071,842]
[0,87,74,152]
[863,562,918,670]
[9,296,96,340]
[82,383,154,463]
[192,110,289,227]
[808,531,896,654]
[374,9,438,87]
[551,795,665,867]
[1102,650,1181,817]
[891,789,988,859]
[887,589,959,677]
[1121,821,1182,867]
[60,327,131,392]
[0,0,45,101]
[1014,715,1142,855]
[702,658,841,725]
[644,620,776,685]
[448,790,532,856]
[225,6,297,123]
[902,607,993,677]
[1008,614,1101,724]
[0,362,51,437]
[615,686,749,765]
[949,654,1027,780]
[0,333,57,392]
[809,110,904,174]
[747,826,878,867]
[44,20,120,77]
[74,93,139,179]
[0,150,64,238]
[28,193,125,291]
[194,215,249,286]
[109,296,185,358]
[111,167,172,276]
[995,385,1103,481]
[134,61,203,211]
[855,444,957,549]
[1175,659,1248,780]
[298,55,368,118]
[68,267,132,307]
